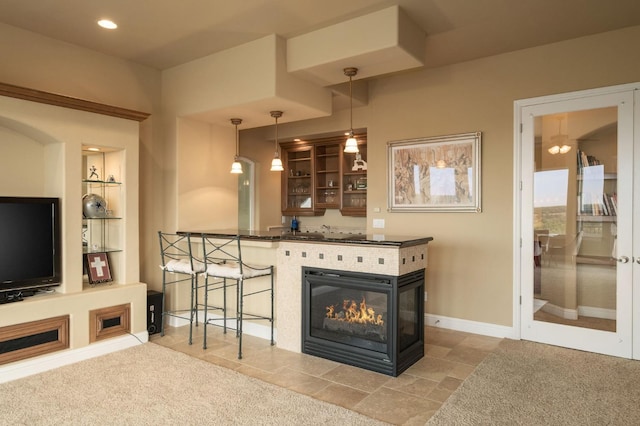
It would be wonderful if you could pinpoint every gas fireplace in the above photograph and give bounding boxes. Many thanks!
[302,267,424,376]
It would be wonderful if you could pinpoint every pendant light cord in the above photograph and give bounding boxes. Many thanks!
[343,67,358,138]
[231,118,242,158]
[349,73,353,135]
[275,114,279,152]
[270,111,283,155]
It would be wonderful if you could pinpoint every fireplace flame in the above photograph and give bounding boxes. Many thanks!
[326,297,384,326]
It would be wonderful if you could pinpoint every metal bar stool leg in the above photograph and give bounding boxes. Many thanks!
[203,275,209,350]
[193,274,199,329]
[238,278,244,360]
[270,267,275,346]
[223,278,227,333]
[160,281,167,336]
[188,274,195,345]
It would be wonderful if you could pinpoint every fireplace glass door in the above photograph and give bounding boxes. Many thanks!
[309,277,390,354]
[398,283,421,352]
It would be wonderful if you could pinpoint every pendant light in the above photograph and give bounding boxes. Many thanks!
[547,116,571,155]
[230,118,243,174]
[270,111,284,172]
[343,67,359,153]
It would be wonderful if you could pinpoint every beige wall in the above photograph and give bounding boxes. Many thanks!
[369,26,640,326]
[0,22,165,292]
[2,21,640,331]
[176,117,238,230]
[244,26,640,327]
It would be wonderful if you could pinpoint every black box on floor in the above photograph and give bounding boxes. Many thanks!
[147,290,163,335]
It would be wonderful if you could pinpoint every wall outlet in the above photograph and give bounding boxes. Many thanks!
[372,219,385,229]
[424,291,428,302]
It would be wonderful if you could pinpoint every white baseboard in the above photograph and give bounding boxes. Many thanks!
[0,331,148,384]
[578,305,616,320]
[534,299,547,312]
[541,302,578,320]
[168,311,276,342]
[425,314,515,339]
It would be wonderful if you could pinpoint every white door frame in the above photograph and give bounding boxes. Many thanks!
[634,89,640,360]
[513,82,639,358]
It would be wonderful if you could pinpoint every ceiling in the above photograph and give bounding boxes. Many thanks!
[2,0,640,72]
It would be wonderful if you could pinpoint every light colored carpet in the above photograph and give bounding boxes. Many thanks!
[427,339,640,425]
[0,343,388,425]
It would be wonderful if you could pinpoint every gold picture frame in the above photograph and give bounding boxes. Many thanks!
[387,132,482,212]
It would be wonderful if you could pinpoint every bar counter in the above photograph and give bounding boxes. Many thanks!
[178,228,433,248]
[176,228,433,353]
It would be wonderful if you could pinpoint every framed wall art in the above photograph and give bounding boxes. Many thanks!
[84,252,113,284]
[387,132,482,212]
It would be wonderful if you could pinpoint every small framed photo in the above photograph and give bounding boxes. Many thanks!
[387,132,482,212]
[84,252,113,284]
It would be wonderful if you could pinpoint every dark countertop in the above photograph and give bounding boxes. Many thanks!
[179,229,433,248]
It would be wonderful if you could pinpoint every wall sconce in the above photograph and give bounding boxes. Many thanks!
[343,67,359,153]
[270,111,284,172]
[230,118,243,174]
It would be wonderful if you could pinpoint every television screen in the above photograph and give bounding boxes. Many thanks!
[0,197,61,293]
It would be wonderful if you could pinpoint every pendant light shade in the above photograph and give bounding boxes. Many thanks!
[343,67,359,153]
[230,118,243,174]
[344,132,358,153]
[230,160,243,174]
[270,111,284,172]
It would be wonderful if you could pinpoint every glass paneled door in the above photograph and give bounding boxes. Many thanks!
[237,158,255,230]
[517,85,637,358]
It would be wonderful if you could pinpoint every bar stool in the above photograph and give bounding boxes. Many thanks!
[157,231,204,344]
[199,233,274,359]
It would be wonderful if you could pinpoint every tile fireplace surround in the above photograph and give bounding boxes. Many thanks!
[276,237,430,353]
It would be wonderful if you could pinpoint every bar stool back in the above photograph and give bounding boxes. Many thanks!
[157,231,204,344]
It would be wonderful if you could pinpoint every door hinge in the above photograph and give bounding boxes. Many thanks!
[520,296,522,305]
[520,123,523,133]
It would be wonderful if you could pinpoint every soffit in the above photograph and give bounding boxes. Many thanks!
[0,0,638,71]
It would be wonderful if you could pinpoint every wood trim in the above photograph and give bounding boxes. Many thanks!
[89,304,131,342]
[0,315,70,365]
[0,82,150,122]
[280,133,367,149]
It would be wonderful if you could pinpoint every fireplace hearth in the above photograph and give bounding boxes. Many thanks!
[302,267,424,376]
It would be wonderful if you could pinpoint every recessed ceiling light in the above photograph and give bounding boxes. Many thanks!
[97,19,117,30]
[87,147,101,152]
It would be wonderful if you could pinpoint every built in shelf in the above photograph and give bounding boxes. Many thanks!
[83,247,123,254]
[577,215,617,222]
[82,179,122,185]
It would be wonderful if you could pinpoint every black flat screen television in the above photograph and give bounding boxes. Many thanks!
[0,196,62,294]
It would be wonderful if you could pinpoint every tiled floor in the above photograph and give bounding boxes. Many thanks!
[151,324,501,425]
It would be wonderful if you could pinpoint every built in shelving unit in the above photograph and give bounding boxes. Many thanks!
[280,134,367,217]
[0,84,148,369]
[576,149,617,265]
